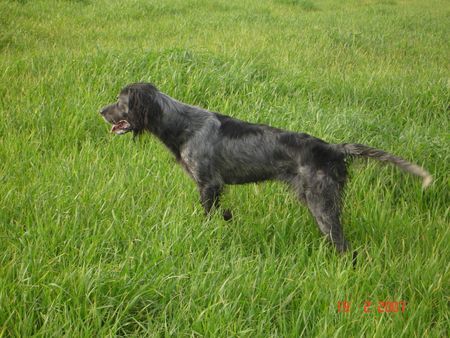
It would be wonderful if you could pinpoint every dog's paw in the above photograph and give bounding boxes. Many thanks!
[222,209,233,221]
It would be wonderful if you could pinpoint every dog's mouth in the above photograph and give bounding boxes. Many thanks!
[110,120,132,135]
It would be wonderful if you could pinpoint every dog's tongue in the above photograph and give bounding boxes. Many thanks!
[111,120,131,135]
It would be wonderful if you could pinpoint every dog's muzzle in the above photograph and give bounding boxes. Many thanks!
[110,120,132,135]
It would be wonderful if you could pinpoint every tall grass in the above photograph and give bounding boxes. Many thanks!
[0,0,448,336]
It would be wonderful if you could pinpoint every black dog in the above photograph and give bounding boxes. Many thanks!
[100,83,432,253]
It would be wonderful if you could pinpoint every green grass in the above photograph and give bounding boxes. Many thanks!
[0,0,449,336]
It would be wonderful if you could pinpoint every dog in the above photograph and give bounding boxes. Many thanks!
[99,83,432,254]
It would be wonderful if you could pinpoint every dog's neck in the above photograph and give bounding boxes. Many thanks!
[151,94,209,159]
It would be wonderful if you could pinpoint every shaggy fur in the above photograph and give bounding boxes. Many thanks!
[99,83,432,253]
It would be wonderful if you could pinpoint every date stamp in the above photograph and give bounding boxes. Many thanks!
[337,301,407,313]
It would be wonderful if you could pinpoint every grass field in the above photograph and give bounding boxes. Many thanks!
[1,0,449,336]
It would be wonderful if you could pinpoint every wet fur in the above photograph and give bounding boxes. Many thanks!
[100,83,432,254]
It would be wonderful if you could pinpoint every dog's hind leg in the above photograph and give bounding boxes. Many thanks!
[307,195,349,253]
[300,172,349,253]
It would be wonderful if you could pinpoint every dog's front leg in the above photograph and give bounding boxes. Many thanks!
[199,184,232,221]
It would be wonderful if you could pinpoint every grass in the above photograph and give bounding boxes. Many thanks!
[0,0,449,336]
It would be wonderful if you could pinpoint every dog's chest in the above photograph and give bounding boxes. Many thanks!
[179,148,200,181]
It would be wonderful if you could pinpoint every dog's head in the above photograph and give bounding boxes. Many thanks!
[99,83,162,135]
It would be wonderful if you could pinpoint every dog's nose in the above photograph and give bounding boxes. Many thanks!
[99,108,106,115]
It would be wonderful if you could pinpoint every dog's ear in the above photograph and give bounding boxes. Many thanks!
[122,84,163,135]
[120,94,130,114]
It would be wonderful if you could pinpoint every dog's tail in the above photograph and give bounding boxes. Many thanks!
[339,143,432,189]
